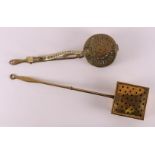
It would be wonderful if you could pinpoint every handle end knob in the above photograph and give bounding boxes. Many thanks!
[10,74,17,80]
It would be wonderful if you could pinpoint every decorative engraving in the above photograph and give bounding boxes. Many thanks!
[9,34,118,67]
[84,34,119,67]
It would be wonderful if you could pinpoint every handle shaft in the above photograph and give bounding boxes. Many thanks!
[10,74,114,99]
[9,59,27,65]
[9,50,84,65]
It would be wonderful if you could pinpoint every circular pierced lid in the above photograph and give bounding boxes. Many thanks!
[83,34,119,67]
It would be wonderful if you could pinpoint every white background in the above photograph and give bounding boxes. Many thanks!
[0,27,154,126]
[0,0,155,155]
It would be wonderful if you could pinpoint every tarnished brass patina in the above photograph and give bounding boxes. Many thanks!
[84,34,118,67]
[112,82,149,120]
[10,74,149,120]
[9,34,118,67]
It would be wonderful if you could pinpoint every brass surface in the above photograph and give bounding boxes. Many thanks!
[84,34,118,67]
[9,50,84,65]
[10,74,114,99]
[112,82,149,120]
[9,34,118,67]
[10,74,149,120]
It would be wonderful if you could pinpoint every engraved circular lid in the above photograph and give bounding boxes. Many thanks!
[83,34,119,67]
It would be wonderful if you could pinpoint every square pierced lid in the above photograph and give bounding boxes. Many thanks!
[112,82,149,120]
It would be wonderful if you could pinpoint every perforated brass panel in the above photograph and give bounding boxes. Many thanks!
[112,82,149,120]
[83,34,118,67]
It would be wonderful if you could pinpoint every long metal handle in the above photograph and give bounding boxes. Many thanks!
[9,50,84,65]
[10,74,114,99]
